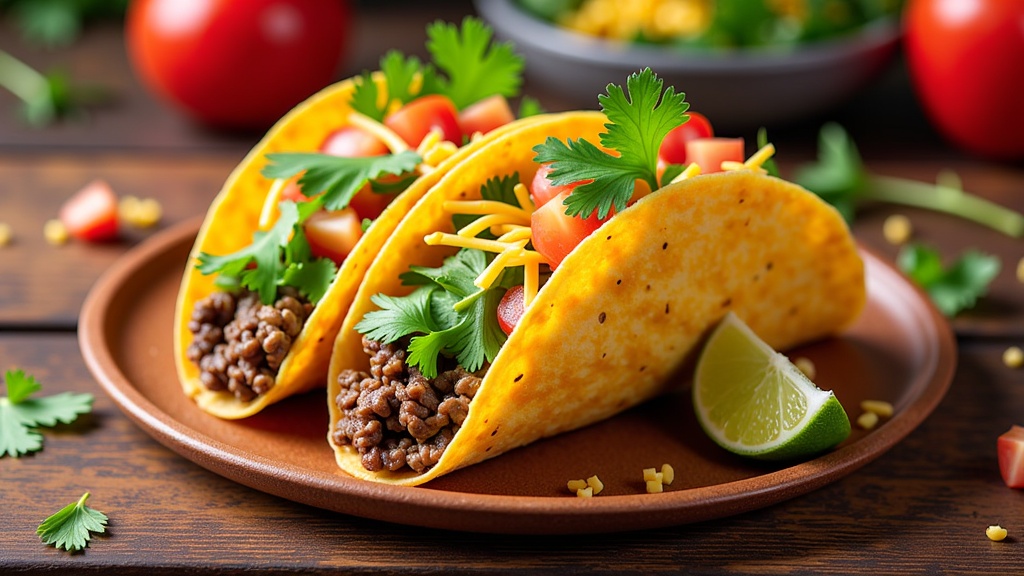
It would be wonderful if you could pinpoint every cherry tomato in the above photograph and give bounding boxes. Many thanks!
[126,0,350,129]
[320,126,390,157]
[684,137,745,174]
[997,425,1024,489]
[530,191,604,269]
[384,94,462,147]
[496,284,526,336]
[304,208,363,265]
[904,0,1024,158]
[658,111,714,165]
[530,164,589,207]
[458,95,515,137]
[59,179,119,242]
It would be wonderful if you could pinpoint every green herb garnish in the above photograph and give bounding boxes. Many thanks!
[0,49,107,126]
[37,492,108,552]
[0,369,92,458]
[897,244,1000,317]
[533,67,688,219]
[795,123,1024,237]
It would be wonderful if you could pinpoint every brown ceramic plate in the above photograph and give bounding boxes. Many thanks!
[79,217,956,535]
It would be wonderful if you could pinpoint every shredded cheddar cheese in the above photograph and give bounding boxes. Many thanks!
[722,143,776,174]
[669,162,701,185]
[258,178,290,231]
[347,111,409,155]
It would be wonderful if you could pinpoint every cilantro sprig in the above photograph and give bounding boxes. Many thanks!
[897,244,1000,317]
[0,369,93,458]
[533,68,688,219]
[37,492,108,552]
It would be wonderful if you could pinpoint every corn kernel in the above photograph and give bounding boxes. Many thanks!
[857,411,879,430]
[1003,346,1023,369]
[586,475,604,495]
[882,214,912,245]
[43,219,68,245]
[986,525,1007,542]
[1017,257,1024,284]
[794,357,816,380]
[0,222,11,246]
[576,486,593,498]
[661,464,675,485]
[646,480,664,494]
[567,479,587,493]
[860,400,894,418]
[642,467,659,482]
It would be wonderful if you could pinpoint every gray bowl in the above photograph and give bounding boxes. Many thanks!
[476,0,900,131]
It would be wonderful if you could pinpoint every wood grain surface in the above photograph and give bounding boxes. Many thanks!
[2,1,1024,574]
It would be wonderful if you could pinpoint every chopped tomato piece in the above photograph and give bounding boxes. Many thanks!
[304,208,363,265]
[658,111,714,165]
[384,94,462,147]
[530,164,590,207]
[280,180,307,203]
[349,184,397,220]
[458,95,515,137]
[497,284,526,336]
[320,125,389,157]
[59,179,119,242]
[685,137,745,174]
[530,191,604,269]
[998,425,1024,488]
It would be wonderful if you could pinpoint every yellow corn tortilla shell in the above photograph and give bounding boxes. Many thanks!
[174,75,540,419]
[327,112,865,485]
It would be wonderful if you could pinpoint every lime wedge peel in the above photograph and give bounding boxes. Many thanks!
[693,312,851,461]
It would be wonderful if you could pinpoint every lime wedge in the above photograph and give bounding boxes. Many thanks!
[693,312,850,461]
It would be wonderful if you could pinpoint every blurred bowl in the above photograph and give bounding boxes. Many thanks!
[475,0,900,131]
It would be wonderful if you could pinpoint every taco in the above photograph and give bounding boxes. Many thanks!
[174,17,536,419]
[326,69,867,485]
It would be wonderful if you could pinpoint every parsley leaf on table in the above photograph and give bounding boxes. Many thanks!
[37,492,108,552]
[897,244,1000,317]
[533,68,689,219]
[425,16,524,110]
[0,369,93,458]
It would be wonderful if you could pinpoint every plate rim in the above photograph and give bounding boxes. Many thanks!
[78,217,957,534]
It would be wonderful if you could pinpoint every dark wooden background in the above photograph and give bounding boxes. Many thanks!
[2,1,1023,574]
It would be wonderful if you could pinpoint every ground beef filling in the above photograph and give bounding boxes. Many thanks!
[332,336,483,474]
[186,288,313,402]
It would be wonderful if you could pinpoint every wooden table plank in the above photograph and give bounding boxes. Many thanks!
[1,334,1022,574]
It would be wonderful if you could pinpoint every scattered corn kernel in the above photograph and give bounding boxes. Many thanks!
[646,479,664,494]
[860,400,894,418]
[794,357,816,380]
[857,411,880,430]
[986,525,1008,542]
[882,214,912,245]
[1003,346,1023,369]
[120,196,163,228]
[1016,257,1024,284]
[586,475,604,495]
[567,479,587,493]
[660,464,675,485]
[576,486,593,498]
[642,467,659,482]
[0,222,11,246]
[43,219,68,245]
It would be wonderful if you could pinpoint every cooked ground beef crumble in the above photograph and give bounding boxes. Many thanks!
[187,288,313,402]
[332,336,483,473]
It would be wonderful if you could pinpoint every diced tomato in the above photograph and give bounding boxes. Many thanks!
[280,180,307,203]
[685,137,745,174]
[658,111,714,165]
[384,94,462,147]
[530,191,604,269]
[997,425,1024,488]
[530,164,590,207]
[59,179,120,242]
[304,207,363,265]
[349,184,396,220]
[497,284,526,336]
[458,95,515,137]
[320,125,389,157]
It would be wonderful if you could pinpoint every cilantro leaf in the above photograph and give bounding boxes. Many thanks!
[533,68,688,219]
[349,71,384,122]
[357,287,439,344]
[37,492,107,552]
[281,259,337,305]
[518,96,545,118]
[897,244,1001,317]
[261,151,421,212]
[1,369,93,458]
[350,51,434,121]
[425,16,524,109]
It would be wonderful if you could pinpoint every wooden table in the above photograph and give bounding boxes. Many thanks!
[2,3,1023,574]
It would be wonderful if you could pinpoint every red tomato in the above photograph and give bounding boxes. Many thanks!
[904,0,1024,158]
[126,0,350,129]
[320,126,389,157]
[684,137,745,174]
[280,180,306,203]
[658,111,714,165]
[384,94,462,147]
[496,285,526,336]
[530,164,589,207]
[304,208,363,264]
[59,179,119,242]
[458,95,515,137]
[530,191,604,269]
[348,185,397,220]
[997,425,1024,488]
